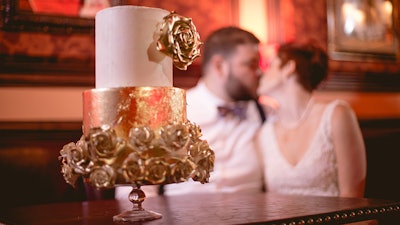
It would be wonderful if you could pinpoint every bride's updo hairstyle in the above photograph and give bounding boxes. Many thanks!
[277,41,328,92]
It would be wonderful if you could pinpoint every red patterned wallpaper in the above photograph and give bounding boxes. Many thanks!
[286,0,328,45]
[125,0,236,40]
[0,32,95,60]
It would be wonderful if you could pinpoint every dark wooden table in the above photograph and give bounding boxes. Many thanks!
[1,192,399,225]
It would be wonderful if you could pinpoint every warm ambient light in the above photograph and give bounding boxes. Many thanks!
[383,0,393,26]
[238,0,268,43]
[238,0,277,69]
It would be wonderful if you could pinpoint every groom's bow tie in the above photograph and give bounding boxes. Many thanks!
[217,102,247,120]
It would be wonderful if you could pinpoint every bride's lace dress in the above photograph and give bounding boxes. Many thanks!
[258,100,349,196]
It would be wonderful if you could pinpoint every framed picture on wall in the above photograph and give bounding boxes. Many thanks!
[327,0,399,61]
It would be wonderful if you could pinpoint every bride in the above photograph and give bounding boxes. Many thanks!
[256,41,366,198]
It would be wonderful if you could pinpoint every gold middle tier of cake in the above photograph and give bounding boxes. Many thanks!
[60,87,214,189]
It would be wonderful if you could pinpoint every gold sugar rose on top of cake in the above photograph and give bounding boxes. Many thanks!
[59,7,214,190]
[157,11,202,70]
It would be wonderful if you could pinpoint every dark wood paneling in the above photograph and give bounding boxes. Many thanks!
[360,119,400,200]
[0,55,202,89]
[323,71,400,92]
[0,123,84,208]
[1,54,400,92]
[0,121,115,208]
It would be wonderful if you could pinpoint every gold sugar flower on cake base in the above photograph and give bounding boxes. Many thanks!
[59,87,214,222]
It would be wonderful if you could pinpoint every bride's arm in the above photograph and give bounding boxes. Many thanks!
[331,102,367,198]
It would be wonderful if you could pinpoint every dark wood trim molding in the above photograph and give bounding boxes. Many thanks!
[323,71,400,92]
[0,121,82,131]
[0,55,202,89]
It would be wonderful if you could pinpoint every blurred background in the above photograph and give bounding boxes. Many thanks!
[0,0,399,208]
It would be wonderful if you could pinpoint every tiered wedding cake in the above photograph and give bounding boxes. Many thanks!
[59,5,214,222]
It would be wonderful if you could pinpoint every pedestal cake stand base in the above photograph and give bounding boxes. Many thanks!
[113,186,162,222]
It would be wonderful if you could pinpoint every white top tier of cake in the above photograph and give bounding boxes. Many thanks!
[95,6,173,88]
